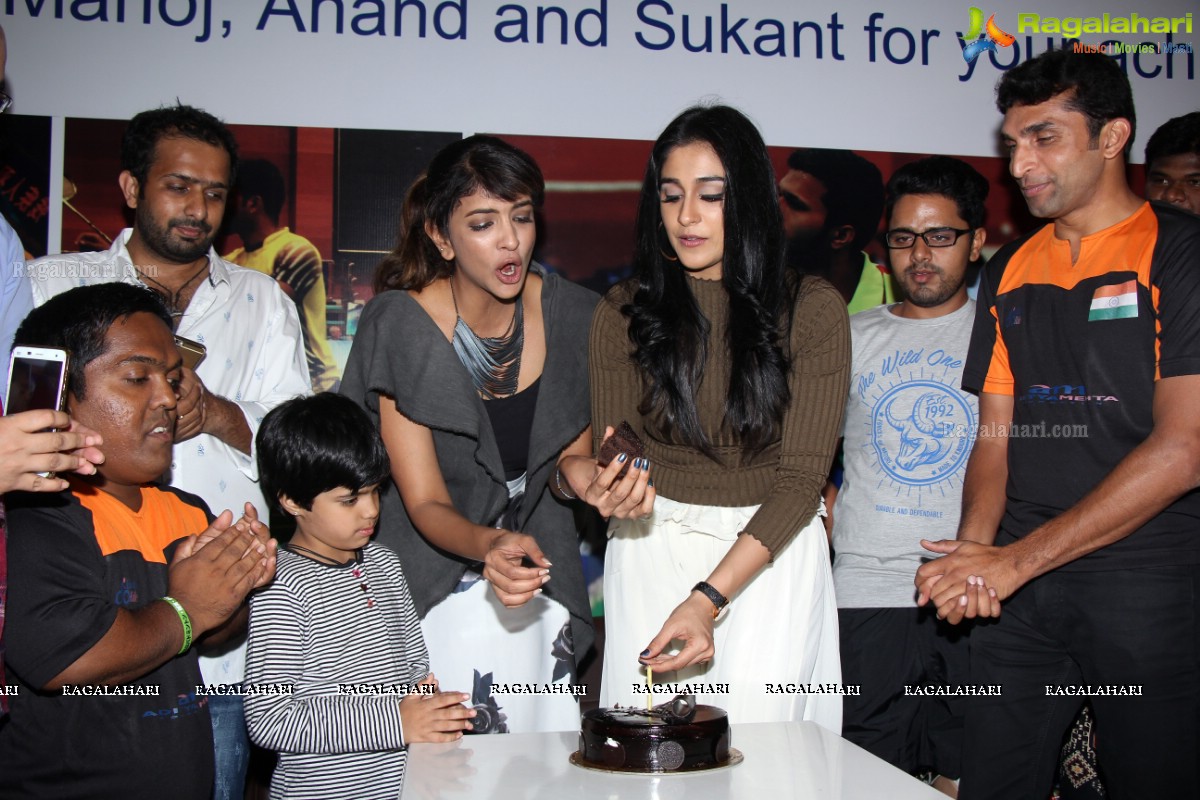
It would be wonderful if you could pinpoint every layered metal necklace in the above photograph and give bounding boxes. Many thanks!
[449,279,524,400]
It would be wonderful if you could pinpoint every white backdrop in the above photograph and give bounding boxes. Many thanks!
[3,0,1196,247]
[4,0,1194,151]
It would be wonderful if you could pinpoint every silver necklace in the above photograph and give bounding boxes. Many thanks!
[449,280,524,400]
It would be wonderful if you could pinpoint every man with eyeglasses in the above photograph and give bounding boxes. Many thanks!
[779,148,897,315]
[829,155,988,798]
[915,49,1200,798]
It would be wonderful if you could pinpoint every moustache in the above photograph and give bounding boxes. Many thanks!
[170,218,213,235]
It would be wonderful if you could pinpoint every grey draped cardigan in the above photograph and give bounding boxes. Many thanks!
[340,267,599,673]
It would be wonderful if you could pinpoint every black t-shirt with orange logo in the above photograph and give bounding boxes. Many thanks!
[0,481,215,798]
[964,202,1200,570]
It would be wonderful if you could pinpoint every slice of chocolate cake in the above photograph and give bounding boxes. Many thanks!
[597,420,645,478]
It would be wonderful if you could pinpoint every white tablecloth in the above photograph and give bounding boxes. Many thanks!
[405,721,945,799]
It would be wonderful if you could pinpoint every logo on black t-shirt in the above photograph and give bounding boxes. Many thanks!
[1020,384,1120,404]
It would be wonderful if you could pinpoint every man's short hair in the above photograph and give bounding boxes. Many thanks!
[1145,111,1200,166]
[120,103,240,186]
[256,393,391,513]
[786,148,884,250]
[886,156,990,231]
[12,284,172,400]
[237,159,286,224]
[996,49,1136,155]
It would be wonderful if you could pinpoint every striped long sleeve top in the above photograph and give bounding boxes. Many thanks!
[245,542,429,800]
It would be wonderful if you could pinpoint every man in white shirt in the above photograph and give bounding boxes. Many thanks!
[0,23,35,401]
[27,103,310,800]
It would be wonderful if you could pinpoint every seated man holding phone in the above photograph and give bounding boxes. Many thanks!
[0,283,277,798]
[0,374,105,719]
[26,103,310,795]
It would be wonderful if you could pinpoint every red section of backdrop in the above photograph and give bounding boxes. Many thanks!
[58,118,1151,287]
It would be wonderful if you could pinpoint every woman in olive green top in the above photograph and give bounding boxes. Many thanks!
[558,105,850,728]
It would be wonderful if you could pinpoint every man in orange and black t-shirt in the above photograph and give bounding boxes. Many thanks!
[0,284,276,799]
[914,50,1200,799]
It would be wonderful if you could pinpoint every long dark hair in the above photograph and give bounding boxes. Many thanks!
[374,135,545,293]
[626,104,793,459]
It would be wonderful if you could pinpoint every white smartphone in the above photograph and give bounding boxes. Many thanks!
[6,347,71,478]
[6,346,70,419]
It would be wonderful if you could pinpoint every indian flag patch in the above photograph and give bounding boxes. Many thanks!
[1088,280,1138,321]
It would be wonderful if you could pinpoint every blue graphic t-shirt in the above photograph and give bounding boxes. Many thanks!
[832,301,978,608]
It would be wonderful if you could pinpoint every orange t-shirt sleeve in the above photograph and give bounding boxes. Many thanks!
[981,303,1014,395]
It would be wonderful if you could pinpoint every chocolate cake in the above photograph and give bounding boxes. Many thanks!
[576,699,731,772]
[597,420,645,478]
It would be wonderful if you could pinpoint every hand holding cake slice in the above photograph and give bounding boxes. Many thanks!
[597,421,646,479]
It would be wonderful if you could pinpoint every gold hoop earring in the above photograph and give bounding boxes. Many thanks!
[658,221,678,262]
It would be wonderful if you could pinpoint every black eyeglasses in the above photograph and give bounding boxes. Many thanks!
[0,91,11,115]
[884,227,972,249]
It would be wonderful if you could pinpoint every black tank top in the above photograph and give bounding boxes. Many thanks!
[483,377,541,482]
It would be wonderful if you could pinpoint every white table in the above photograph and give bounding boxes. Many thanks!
[405,721,945,799]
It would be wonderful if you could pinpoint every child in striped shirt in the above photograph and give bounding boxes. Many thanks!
[245,393,475,799]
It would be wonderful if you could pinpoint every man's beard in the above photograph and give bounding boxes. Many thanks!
[135,205,215,264]
[900,265,966,308]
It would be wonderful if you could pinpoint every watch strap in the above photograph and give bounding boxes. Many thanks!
[692,581,728,618]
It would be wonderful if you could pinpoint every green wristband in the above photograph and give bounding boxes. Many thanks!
[161,596,193,655]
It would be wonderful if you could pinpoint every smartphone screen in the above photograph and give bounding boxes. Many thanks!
[6,349,70,478]
[6,350,69,416]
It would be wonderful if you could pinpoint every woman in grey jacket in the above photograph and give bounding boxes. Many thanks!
[341,135,598,733]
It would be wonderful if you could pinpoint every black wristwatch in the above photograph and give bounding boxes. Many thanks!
[692,581,729,619]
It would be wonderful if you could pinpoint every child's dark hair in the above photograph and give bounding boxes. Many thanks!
[256,393,391,512]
